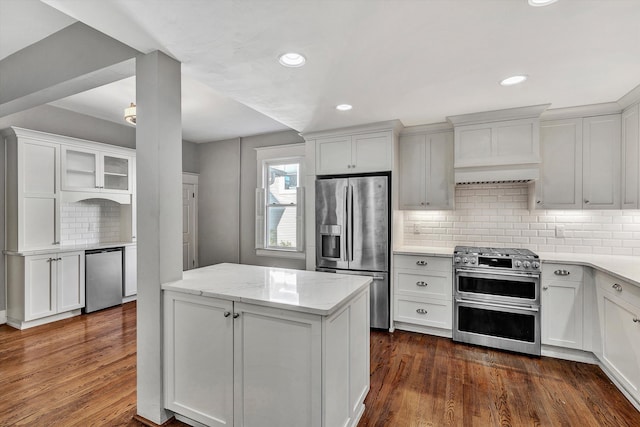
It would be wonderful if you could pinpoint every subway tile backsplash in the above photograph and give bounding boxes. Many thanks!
[61,200,122,245]
[402,183,640,256]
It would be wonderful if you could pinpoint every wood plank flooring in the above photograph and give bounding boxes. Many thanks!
[1,302,638,426]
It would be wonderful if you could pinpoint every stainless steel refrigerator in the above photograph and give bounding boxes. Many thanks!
[316,174,389,329]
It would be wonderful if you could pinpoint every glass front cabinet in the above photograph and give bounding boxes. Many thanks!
[62,147,132,193]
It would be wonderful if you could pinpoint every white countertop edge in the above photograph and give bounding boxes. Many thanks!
[5,241,136,256]
[393,246,640,287]
[161,263,372,316]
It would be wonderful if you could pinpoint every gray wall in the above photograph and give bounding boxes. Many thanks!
[182,140,200,174]
[239,130,305,269]
[195,129,305,270]
[197,138,241,266]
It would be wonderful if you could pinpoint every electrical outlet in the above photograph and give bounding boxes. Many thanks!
[413,223,420,234]
[556,225,565,238]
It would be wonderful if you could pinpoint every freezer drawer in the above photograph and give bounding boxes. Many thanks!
[85,247,123,313]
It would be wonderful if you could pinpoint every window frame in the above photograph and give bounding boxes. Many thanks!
[255,144,305,259]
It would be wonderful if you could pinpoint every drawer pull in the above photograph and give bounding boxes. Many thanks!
[612,284,623,292]
[416,281,428,287]
[223,311,231,318]
[416,260,428,266]
[416,308,428,315]
[554,269,570,276]
[543,286,549,290]
[633,317,639,323]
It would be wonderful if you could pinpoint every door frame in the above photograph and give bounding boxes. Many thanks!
[183,173,199,270]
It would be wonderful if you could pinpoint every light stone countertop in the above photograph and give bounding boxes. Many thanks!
[393,246,640,288]
[4,241,136,256]
[161,263,372,316]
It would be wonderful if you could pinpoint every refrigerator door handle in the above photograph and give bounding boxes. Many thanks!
[343,185,349,262]
[347,184,354,262]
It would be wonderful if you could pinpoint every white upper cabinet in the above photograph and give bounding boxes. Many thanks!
[537,114,621,209]
[399,131,454,210]
[621,104,640,208]
[3,129,61,251]
[315,131,392,175]
[62,147,132,194]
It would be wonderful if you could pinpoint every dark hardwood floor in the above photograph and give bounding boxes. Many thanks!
[1,302,638,426]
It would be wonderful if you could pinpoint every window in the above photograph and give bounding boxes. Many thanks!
[255,144,305,258]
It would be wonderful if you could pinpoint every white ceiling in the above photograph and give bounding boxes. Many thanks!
[4,0,640,143]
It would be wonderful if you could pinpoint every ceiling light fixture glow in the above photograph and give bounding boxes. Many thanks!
[528,0,558,6]
[500,75,528,86]
[278,52,306,67]
[336,104,353,111]
[124,102,136,125]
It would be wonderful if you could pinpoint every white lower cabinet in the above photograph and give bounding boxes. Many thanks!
[393,254,453,334]
[595,271,640,404]
[541,264,584,350]
[6,251,85,329]
[123,245,137,297]
[164,289,369,427]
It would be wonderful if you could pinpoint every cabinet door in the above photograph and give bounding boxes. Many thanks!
[19,140,60,250]
[315,135,352,175]
[541,280,583,349]
[234,303,322,427]
[24,255,56,321]
[621,104,639,209]
[599,292,640,401]
[61,147,99,191]
[102,153,132,192]
[164,292,234,427]
[351,131,392,172]
[124,246,137,297]
[583,114,621,209]
[398,134,426,209]
[57,251,85,312]
[537,119,583,208]
[426,132,454,209]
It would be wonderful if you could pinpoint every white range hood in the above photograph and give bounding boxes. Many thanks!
[448,104,550,185]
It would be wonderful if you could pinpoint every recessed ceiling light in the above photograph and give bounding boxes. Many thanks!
[528,0,558,6]
[336,104,353,111]
[500,75,528,86]
[278,52,306,67]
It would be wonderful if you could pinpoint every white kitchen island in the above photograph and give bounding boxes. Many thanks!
[162,263,372,427]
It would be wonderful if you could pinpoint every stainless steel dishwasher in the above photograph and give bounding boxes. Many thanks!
[85,247,123,313]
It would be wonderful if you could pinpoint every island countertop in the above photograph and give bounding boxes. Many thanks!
[161,263,372,316]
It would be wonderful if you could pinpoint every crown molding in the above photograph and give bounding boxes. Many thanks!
[540,102,622,121]
[400,122,452,135]
[618,83,640,110]
[447,104,551,126]
[301,119,404,140]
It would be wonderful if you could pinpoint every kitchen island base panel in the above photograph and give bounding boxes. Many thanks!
[164,286,370,427]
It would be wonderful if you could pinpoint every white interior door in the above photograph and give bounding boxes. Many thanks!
[182,174,199,271]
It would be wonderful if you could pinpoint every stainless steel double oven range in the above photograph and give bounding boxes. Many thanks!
[453,246,542,356]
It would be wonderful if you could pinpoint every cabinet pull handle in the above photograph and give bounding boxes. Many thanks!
[584,200,590,204]
[612,284,623,292]
[416,260,428,266]
[416,281,428,287]
[56,257,61,261]
[233,313,240,319]
[543,286,549,290]
[536,200,541,204]
[224,311,231,317]
[416,308,428,315]
[633,317,639,323]
[554,269,570,276]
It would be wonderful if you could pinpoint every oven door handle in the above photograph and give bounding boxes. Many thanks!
[455,298,540,313]
[455,268,540,279]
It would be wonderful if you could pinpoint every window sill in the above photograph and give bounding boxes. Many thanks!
[256,249,306,260]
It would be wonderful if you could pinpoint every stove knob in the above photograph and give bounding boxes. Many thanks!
[454,256,461,264]
[532,261,540,269]
[523,261,531,269]
[514,260,522,268]
[470,258,477,264]
[463,257,469,264]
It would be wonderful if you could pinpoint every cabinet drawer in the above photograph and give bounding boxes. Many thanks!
[394,297,452,330]
[542,264,584,282]
[596,271,640,309]
[396,271,452,301]
[394,255,452,272]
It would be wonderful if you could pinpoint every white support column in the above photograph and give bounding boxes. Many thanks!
[135,51,183,424]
